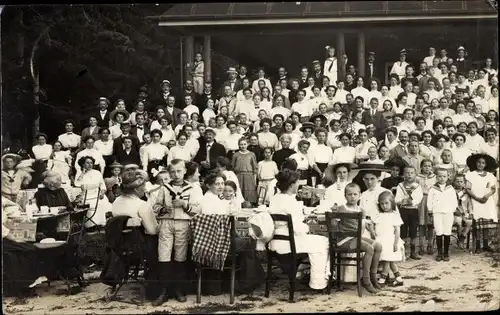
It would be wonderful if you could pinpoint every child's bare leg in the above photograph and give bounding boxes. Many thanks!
[359,239,379,293]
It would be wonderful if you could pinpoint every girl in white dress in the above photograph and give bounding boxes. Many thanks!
[373,191,405,287]
[465,154,498,252]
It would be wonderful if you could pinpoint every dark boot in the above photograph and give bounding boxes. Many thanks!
[370,273,382,290]
[475,239,482,253]
[443,235,450,261]
[435,236,443,262]
[418,244,425,256]
[173,261,187,303]
[152,262,170,307]
[483,239,493,252]
[409,244,421,260]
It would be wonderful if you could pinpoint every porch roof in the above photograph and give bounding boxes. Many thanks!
[147,1,497,26]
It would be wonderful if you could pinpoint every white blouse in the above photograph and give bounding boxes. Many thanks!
[332,146,356,164]
[160,128,176,145]
[309,144,333,165]
[466,133,486,153]
[388,85,403,100]
[222,133,243,151]
[142,142,169,170]
[214,127,231,143]
[270,106,292,120]
[202,108,216,126]
[200,190,229,215]
[110,124,122,140]
[94,140,114,156]
[58,133,81,149]
[74,148,105,179]
[289,152,310,170]
[258,132,279,150]
[167,145,194,164]
[112,195,158,235]
[32,144,53,160]
[291,101,312,118]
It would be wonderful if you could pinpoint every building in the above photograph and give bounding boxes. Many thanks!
[147,1,498,89]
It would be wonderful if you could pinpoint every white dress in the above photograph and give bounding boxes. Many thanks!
[46,151,72,187]
[373,212,405,262]
[74,169,112,227]
[465,171,498,222]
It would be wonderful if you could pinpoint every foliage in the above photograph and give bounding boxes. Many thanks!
[2,4,182,145]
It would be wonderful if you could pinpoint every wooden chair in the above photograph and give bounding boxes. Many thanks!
[196,215,239,304]
[264,213,310,303]
[325,211,364,297]
[103,214,148,305]
[35,210,88,294]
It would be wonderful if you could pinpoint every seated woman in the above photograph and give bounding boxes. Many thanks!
[268,169,330,291]
[198,172,265,295]
[2,197,50,296]
[35,171,74,211]
[108,168,160,299]
[74,156,112,228]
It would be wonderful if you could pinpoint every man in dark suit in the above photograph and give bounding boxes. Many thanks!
[390,130,410,159]
[361,97,385,140]
[221,67,243,96]
[130,113,150,144]
[298,66,309,89]
[194,128,226,176]
[155,79,178,109]
[179,79,197,109]
[196,81,218,113]
[164,95,183,129]
[113,122,140,154]
[366,52,380,82]
[114,136,141,166]
[96,97,111,128]
[274,66,290,89]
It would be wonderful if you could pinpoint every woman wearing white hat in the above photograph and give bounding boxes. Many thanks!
[390,49,409,80]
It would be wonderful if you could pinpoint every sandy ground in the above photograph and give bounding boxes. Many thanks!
[3,248,499,314]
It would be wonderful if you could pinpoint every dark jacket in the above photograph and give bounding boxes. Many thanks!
[194,139,226,170]
[114,147,141,166]
[163,106,184,129]
[221,79,243,95]
[112,134,140,154]
[365,62,380,81]
[94,110,111,128]
[34,187,73,210]
[197,92,218,113]
[361,110,385,139]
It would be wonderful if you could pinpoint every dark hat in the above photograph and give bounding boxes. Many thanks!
[312,60,321,65]
[35,133,48,141]
[309,114,328,125]
[139,86,148,93]
[299,122,315,132]
[466,153,498,172]
[455,87,467,93]
[110,109,130,122]
[400,48,408,55]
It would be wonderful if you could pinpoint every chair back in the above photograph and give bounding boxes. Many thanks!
[325,211,363,251]
[266,214,297,256]
[65,210,87,247]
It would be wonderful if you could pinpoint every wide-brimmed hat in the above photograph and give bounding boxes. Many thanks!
[466,153,498,172]
[110,109,130,122]
[299,122,315,132]
[109,161,123,170]
[98,97,110,105]
[205,127,217,135]
[226,67,238,74]
[123,164,140,171]
[309,114,328,125]
[1,153,22,165]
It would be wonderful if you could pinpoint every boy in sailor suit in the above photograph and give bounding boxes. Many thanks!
[151,159,202,305]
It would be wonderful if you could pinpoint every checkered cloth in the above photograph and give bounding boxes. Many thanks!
[190,214,231,271]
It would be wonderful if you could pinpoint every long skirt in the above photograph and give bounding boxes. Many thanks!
[312,163,329,186]
[2,239,53,296]
[236,172,257,204]
[102,155,114,178]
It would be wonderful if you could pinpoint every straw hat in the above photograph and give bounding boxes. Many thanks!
[299,122,315,132]
[109,161,123,171]
[226,67,238,74]
[1,153,22,165]
[110,109,130,122]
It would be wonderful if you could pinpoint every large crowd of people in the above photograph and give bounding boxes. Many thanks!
[2,44,499,304]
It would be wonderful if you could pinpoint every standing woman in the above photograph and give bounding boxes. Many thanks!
[351,76,370,108]
[74,136,106,179]
[273,134,296,170]
[332,133,356,164]
[309,128,333,184]
[74,156,112,228]
[281,119,301,150]
[94,128,114,178]
[388,74,403,101]
[289,139,311,187]
[419,130,436,160]
[291,90,312,122]
[31,133,52,188]
[109,110,130,140]
[394,92,410,114]
[157,116,176,145]
[260,87,273,109]
[465,153,498,252]
[252,68,273,95]
[46,141,72,187]
[232,137,258,206]
[130,100,149,126]
[257,118,279,150]
[142,129,169,178]
[81,116,101,141]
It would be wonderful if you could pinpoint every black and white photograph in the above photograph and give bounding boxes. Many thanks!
[1,1,499,313]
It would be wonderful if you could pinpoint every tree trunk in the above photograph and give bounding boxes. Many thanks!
[30,28,49,144]
[16,8,24,68]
